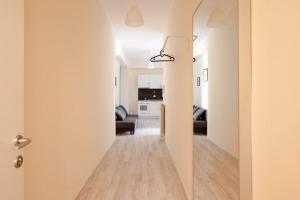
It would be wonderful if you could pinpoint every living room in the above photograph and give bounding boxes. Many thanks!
[108,0,167,136]
[115,66,164,135]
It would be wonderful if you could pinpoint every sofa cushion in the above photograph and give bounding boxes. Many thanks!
[199,110,206,120]
[127,114,139,118]
[193,106,200,114]
[116,108,126,121]
[194,120,207,128]
[118,105,128,116]
[193,107,205,120]
[116,117,137,129]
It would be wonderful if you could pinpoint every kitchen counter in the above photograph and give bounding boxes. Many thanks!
[138,99,163,102]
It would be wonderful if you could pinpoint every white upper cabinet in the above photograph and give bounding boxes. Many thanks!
[138,74,163,88]
[138,75,149,88]
[149,75,163,89]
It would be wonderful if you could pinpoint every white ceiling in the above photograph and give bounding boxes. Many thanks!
[104,0,174,68]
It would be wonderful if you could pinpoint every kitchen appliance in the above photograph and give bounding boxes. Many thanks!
[138,102,150,116]
[138,101,162,117]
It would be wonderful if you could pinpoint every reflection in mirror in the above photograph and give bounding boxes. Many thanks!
[193,0,239,199]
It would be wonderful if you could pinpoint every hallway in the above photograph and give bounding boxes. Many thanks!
[76,119,187,200]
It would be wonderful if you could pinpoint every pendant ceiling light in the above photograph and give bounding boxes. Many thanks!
[125,0,144,27]
[207,0,226,28]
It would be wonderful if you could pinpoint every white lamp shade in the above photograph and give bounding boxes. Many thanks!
[125,6,144,27]
[207,6,226,28]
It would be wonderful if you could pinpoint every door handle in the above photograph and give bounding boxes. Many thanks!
[14,135,32,150]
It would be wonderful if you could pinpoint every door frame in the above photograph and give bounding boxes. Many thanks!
[238,0,252,199]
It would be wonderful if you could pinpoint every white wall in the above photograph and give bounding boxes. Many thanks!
[206,3,239,158]
[120,67,130,110]
[193,52,208,109]
[119,67,162,114]
[193,57,201,106]
[252,0,300,199]
[25,1,115,200]
[164,0,194,198]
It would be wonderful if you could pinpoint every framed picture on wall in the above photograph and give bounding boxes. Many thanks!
[197,76,201,86]
[203,68,208,82]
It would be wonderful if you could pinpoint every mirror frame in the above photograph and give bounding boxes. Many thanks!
[192,0,252,199]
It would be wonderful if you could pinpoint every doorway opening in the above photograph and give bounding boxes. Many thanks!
[106,0,170,138]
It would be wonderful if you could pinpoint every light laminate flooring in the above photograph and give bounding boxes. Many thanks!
[76,118,187,200]
[193,135,239,200]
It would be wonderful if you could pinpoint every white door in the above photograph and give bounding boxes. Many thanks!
[0,1,25,199]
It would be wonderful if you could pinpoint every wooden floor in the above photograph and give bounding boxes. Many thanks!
[76,120,239,200]
[76,118,187,200]
[193,135,239,200]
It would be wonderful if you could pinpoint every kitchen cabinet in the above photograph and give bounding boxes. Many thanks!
[138,74,163,89]
[138,101,162,117]
[149,101,161,116]
[149,75,163,89]
[138,75,149,88]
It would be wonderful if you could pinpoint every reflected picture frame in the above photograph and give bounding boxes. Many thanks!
[197,76,200,86]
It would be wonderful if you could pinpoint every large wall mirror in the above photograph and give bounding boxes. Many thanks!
[192,0,239,199]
